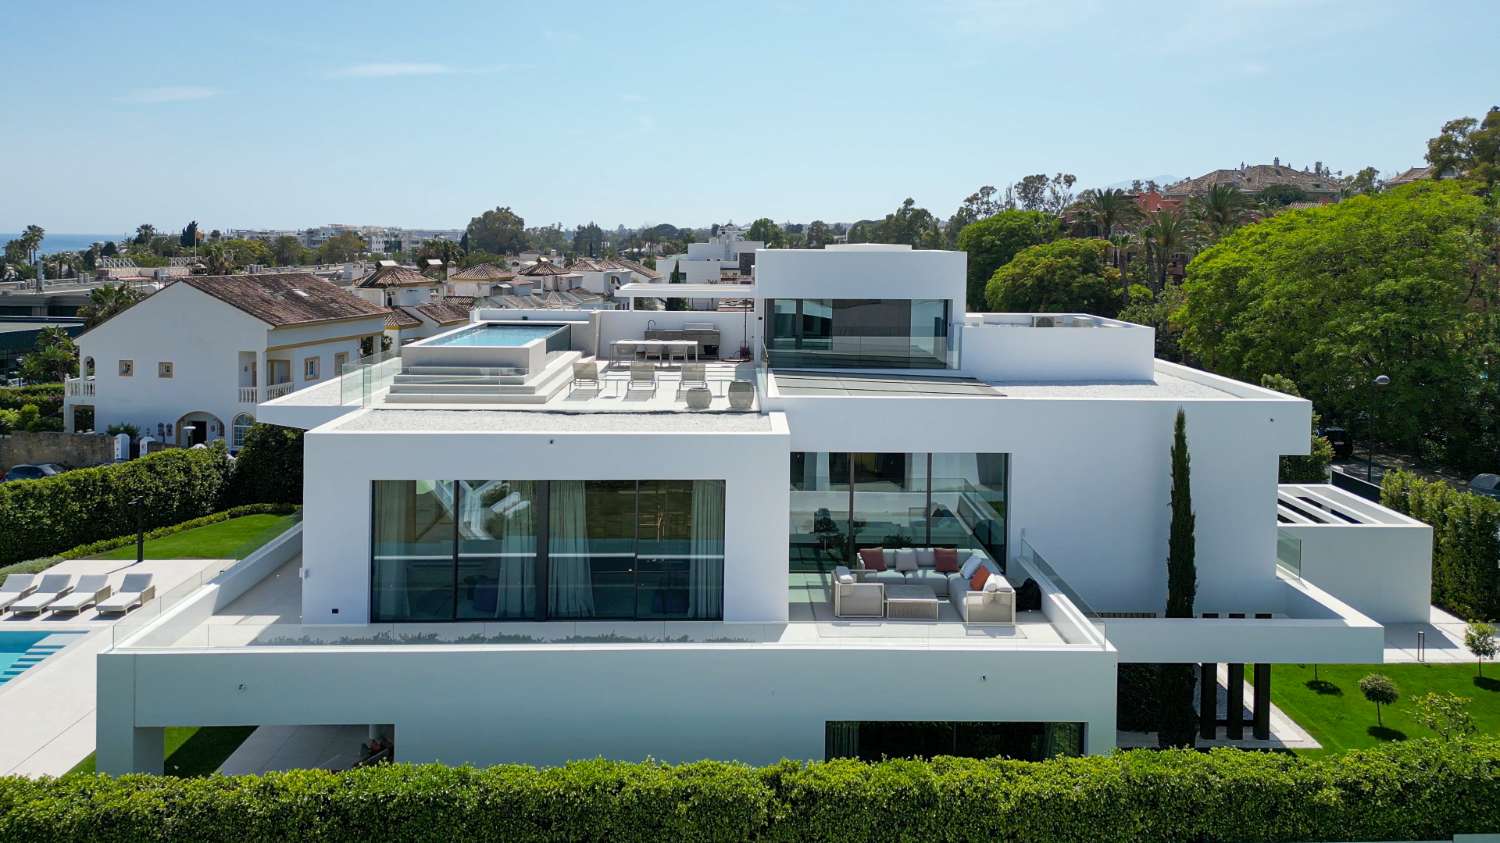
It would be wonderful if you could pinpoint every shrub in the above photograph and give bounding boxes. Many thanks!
[227,423,303,505]
[0,408,17,435]
[1413,691,1477,741]
[105,422,140,439]
[0,383,63,417]
[0,444,232,566]
[1381,470,1500,620]
[1359,673,1399,726]
[1,740,1497,842]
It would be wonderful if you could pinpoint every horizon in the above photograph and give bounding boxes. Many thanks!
[5,0,1499,233]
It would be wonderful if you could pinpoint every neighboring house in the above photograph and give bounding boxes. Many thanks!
[63,273,386,449]
[351,263,444,308]
[566,257,660,299]
[1164,163,1342,202]
[657,224,764,285]
[98,244,1429,774]
[447,263,515,298]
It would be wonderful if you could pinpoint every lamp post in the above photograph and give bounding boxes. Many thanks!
[1366,374,1391,482]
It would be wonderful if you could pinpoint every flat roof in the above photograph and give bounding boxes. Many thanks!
[335,408,773,433]
[986,371,1232,399]
[773,371,1001,397]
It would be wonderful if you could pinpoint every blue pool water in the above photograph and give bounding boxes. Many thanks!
[428,324,562,347]
[0,631,80,686]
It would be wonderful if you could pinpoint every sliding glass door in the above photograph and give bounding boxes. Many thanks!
[372,479,726,622]
[764,298,952,369]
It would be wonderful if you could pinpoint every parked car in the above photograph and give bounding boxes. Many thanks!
[1470,473,1500,500]
[1318,426,1353,460]
[1,463,65,483]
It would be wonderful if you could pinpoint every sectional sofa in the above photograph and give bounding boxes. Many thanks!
[832,546,1016,624]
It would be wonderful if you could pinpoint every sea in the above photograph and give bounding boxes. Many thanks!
[0,232,130,256]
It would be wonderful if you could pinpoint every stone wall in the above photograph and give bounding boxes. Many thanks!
[0,431,115,473]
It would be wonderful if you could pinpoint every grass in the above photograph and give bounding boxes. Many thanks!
[90,513,297,560]
[1263,662,1500,756]
[68,726,256,777]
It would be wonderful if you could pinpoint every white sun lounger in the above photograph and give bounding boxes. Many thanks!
[47,574,112,615]
[95,573,155,615]
[0,574,38,612]
[7,574,75,615]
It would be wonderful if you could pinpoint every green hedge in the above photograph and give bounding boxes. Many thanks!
[0,444,232,566]
[0,740,1496,842]
[0,383,63,417]
[225,423,302,506]
[1382,470,1500,621]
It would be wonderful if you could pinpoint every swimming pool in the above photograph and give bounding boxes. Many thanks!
[426,324,564,347]
[0,631,82,686]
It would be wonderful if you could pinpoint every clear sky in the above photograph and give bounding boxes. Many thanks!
[4,0,1498,234]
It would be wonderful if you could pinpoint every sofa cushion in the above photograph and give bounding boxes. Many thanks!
[858,547,886,571]
[970,565,991,592]
[871,570,907,587]
[959,552,984,580]
[914,547,935,568]
[934,547,959,573]
[834,566,855,585]
[894,548,917,572]
[909,568,951,597]
[983,576,1006,593]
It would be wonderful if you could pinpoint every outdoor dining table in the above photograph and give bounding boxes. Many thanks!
[611,339,699,366]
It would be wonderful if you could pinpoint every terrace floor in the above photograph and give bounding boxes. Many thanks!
[139,558,1072,650]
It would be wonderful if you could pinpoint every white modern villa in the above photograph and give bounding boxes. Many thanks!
[63,274,388,450]
[95,244,1432,773]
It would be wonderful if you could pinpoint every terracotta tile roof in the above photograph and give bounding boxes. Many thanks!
[612,257,662,280]
[385,308,422,330]
[442,295,476,308]
[176,273,388,326]
[356,264,437,289]
[1387,166,1431,186]
[412,301,471,326]
[1165,164,1341,197]
[449,263,515,281]
[517,259,574,277]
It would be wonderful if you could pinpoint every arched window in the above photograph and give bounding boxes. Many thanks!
[83,357,95,377]
[232,413,255,450]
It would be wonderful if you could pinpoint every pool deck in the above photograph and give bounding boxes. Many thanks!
[0,557,228,777]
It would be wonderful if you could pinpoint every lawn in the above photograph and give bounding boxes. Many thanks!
[68,726,256,777]
[91,513,297,560]
[1264,662,1500,755]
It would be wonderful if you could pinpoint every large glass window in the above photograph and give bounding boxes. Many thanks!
[788,453,1008,573]
[825,721,1083,762]
[372,479,725,621]
[764,298,951,369]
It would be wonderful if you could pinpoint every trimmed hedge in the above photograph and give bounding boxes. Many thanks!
[0,383,63,418]
[0,444,232,566]
[226,423,303,506]
[1382,470,1500,621]
[0,740,1496,842]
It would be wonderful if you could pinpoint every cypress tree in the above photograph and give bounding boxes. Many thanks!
[1158,408,1199,747]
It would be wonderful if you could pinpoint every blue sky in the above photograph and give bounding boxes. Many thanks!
[4,0,1498,234]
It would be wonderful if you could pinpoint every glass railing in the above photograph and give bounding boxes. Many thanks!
[764,336,953,370]
[1275,529,1302,580]
[754,341,770,413]
[341,347,403,407]
[1016,535,1098,620]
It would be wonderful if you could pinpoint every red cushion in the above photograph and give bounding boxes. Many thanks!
[858,547,886,571]
[969,564,990,592]
[933,548,959,573]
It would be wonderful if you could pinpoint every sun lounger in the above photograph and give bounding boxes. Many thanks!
[95,573,155,615]
[47,574,112,615]
[7,574,75,615]
[0,574,37,612]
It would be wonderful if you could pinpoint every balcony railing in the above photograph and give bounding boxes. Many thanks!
[237,386,259,403]
[264,381,295,400]
[65,376,95,397]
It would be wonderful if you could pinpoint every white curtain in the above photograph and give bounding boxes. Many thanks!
[372,481,414,619]
[548,481,595,617]
[688,480,724,618]
[497,481,536,618]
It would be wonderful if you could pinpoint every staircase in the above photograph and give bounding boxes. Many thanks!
[0,637,71,686]
[383,351,581,405]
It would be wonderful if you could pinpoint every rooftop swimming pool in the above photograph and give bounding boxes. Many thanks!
[426,324,565,347]
[0,631,82,687]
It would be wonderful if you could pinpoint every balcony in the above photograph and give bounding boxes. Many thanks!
[65,376,95,398]
[237,382,297,404]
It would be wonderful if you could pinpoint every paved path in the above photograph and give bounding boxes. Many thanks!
[1383,606,1474,664]
[218,725,368,775]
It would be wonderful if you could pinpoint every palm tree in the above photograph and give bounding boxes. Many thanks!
[1137,206,1189,293]
[79,282,146,328]
[199,243,234,275]
[1079,188,1140,299]
[19,225,45,264]
[134,224,157,246]
[1189,184,1250,243]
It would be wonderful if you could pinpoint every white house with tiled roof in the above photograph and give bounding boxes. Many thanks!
[63,273,387,450]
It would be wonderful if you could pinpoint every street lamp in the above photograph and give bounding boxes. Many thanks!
[1366,374,1391,482]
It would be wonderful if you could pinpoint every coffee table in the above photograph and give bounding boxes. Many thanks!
[884,584,940,621]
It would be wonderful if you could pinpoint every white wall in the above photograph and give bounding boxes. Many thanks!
[1281,519,1433,624]
[769,380,1311,615]
[754,246,966,306]
[594,309,761,361]
[959,318,1156,382]
[97,641,1116,773]
[301,413,791,624]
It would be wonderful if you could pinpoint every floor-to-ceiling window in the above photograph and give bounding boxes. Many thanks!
[764,299,952,369]
[788,453,1008,572]
[372,479,726,622]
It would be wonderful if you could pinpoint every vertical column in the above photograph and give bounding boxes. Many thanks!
[1199,612,1218,740]
[96,655,164,775]
[1226,612,1245,740]
[1253,612,1273,740]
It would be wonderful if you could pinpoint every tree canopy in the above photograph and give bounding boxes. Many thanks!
[465,207,529,255]
[1177,179,1499,468]
[1427,106,1500,186]
[984,237,1121,316]
[955,210,1061,311]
